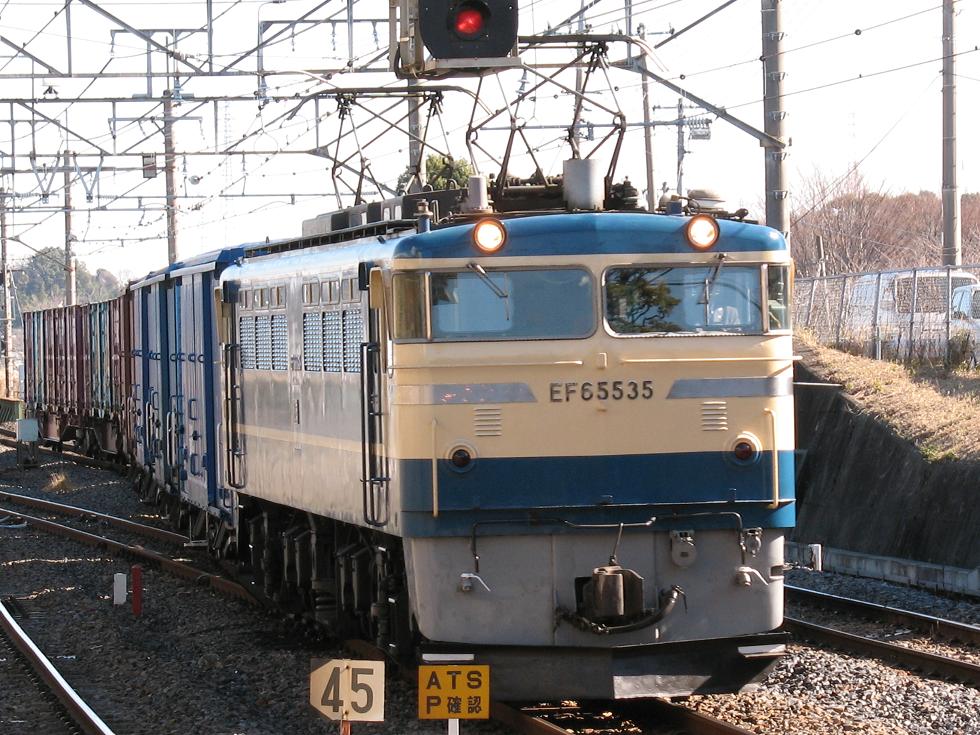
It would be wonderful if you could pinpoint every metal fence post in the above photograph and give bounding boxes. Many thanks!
[806,278,817,329]
[946,266,953,367]
[908,269,919,362]
[835,275,848,348]
[872,272,882,360]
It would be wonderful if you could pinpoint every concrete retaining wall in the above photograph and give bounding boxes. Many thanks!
[793,365,980,571]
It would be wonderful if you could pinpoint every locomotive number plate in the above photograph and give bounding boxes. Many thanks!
[549,380,653,402]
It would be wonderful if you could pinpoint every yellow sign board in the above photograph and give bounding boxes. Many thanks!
[310,659,385,722]
[418,665,490,720]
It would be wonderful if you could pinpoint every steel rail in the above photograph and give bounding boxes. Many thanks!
[0,431,122,472]
[521,698,759,735]
[0,507,258,606]
[0,489,189,546]
[786,584,980,646]
[0,597,116,735]
[783,617,980,686]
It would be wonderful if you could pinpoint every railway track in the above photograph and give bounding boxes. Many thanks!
[0,504,257,605]
[786,584,980,646]
[7,451,973,730]
[0,596,115,735]
[508,698,760,735]
[343,639,757,735]
[784,585,980,686]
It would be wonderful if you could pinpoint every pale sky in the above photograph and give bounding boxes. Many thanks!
[0,0,976,279]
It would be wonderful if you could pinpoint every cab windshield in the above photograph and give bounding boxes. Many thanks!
[605,265,770,334]
[393,267,595,341]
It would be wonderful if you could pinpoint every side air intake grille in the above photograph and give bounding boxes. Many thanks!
[473,407,503,437]
[701,401,728,431]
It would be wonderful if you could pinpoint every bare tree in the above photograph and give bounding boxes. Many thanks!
[792,169,980,276]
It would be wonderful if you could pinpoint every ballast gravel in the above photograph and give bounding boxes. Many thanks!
[2,443,979,734]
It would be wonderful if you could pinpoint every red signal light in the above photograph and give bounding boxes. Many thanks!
[454,5,487,38]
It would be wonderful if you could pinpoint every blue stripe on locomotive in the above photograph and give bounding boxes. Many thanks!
[392,213,787,260]
[397,450,795,537]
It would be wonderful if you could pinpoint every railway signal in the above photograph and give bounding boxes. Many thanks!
[391,0,520,76]
[419,1,518,61]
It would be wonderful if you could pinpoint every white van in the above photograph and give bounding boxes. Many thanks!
[950,284,980,364]
[842,269,979,359]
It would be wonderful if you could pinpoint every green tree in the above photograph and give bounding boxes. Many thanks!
[396,154,474,194]
[13,247,122,315]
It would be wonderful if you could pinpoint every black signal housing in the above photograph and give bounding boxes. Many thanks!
[419,0,519,60]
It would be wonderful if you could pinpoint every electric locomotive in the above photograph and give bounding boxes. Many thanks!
[213,170,795,700]
[22,168,795,701]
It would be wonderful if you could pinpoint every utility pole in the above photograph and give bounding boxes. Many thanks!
[0,189,11,397]
[164,92,179,264]
[676,98,686,196]
[64,152,76,306]
[640,52,656,211]
[941,0,960,266]
[633,10,656,212]
[406,79,426,193]
[761,0,789,239]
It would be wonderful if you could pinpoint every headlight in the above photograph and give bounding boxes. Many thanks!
[686,214,719,250]
[472,218,507,253]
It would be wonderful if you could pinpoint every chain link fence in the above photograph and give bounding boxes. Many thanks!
[794,266,980,364]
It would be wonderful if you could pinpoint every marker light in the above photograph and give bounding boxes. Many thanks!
[686,214,720,250]
[472,218,507,253]
[731,434,761,464]
[454,5,487,37]
[733,441,756,462]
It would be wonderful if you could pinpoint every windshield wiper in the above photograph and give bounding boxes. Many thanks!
[467,262,511,320]
[699,253,727,304]
[699,253,727,322]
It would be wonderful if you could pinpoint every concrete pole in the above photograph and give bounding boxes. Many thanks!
[640,56,656,211]
[406,79,426,193]
[941,0,960,266]
[164,92,179,264]
[64,152,76,306]
[675,98,686,196]
[761,0,789,240]
[0,190,11,397]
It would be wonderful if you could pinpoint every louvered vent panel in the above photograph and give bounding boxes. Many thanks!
[239,316,256,369]
[701,400,728,431]
[473,407,503,437]
[342,309,364,373]
[255,315,272,370]
[322,311,343,373]
[271,314,288,371]
[303,312,323,371]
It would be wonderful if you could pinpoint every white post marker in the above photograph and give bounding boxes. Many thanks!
[112,572,127,605]
[449,718,460,735]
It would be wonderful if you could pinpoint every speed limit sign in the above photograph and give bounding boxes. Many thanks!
[310,659,385,723]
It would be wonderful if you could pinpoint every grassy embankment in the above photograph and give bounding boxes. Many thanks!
[797,331,980,462]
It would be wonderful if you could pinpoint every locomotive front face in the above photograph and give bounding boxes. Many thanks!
[381,214,795,699]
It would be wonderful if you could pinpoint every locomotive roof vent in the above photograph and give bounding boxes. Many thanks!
[685,188,727,213]
[563,158,604,211]
[462,175,492,214]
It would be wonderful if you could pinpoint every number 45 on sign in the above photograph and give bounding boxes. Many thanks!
[310,659,385,732]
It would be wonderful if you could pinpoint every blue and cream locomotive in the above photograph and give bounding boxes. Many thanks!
[24,171,795,700]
